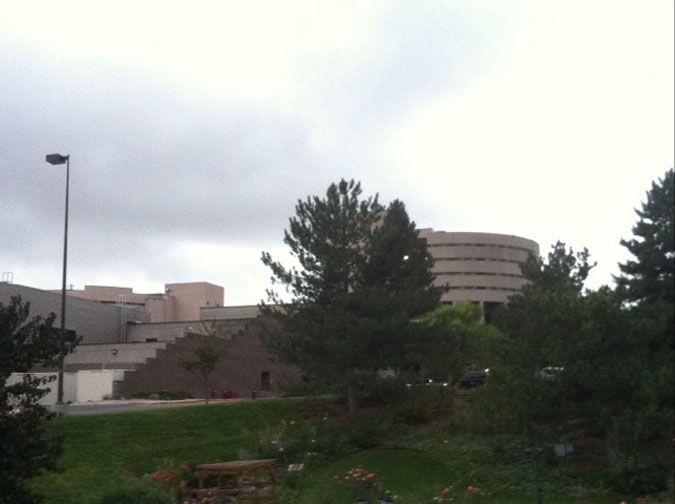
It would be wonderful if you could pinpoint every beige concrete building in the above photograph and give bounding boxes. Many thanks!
[62,282,224,323]
[419,229,539,315]
[1,282,296,401]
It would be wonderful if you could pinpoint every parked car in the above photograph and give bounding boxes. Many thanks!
[459,370,487,389]
[405,379,450,389]
[538,366,564,381]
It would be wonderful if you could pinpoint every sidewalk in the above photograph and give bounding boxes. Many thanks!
[49,397,249,415]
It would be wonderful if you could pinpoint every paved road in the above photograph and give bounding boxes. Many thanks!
[48,398,246,416]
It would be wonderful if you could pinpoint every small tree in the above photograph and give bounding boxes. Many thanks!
[261,180,441,416]
[0,296,64,504]
[422,301,502,387]
[181,334,228,403]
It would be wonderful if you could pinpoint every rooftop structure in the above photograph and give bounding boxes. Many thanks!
[59,282,224,323]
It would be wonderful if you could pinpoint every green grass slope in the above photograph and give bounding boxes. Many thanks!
[30,398,666,504]
[32,399,304,504]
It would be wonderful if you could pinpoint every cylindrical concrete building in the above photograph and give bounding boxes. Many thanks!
[418,229,539,314]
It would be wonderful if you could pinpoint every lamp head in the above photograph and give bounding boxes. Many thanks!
[46,153,69,165]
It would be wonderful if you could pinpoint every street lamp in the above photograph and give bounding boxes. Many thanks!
[46,153,70,405]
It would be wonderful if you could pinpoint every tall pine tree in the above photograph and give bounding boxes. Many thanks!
[616,168,674,304]
[260,180,441,415]
[615,169,674,465]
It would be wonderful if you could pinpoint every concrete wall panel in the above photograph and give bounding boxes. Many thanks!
[65,342,167,367]
[7,372,77,405]
[76,370,117,402]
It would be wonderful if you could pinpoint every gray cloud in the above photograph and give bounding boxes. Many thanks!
[2,51,324,260]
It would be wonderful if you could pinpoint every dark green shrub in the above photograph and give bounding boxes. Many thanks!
[605,453,668,495]
[99,478,175,504]
[313,423,357,457]
[396,387,453,425]
[347,415,385,449]
[280,378,336,397]
[360,375,411,407]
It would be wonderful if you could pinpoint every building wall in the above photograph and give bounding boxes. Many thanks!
[8,371,125,405]
[7,373,78,405]
[165,282,224,321]
[117,319,301,399]
[145,295,176,323]
[201,305,261,320]
[76,370,124,402]
[418,230,539,306]
[0,283,149,344]
[124,319,247,343]
[64,342,168,370]
[64,286,150,306]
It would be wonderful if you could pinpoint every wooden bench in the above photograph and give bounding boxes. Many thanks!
[194,459,276,501]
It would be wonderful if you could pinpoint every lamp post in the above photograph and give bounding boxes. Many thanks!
[46,153,70,405]
[525,445,544,504]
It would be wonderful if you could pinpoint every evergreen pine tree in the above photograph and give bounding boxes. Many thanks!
[261,180,441,415]
[616,168,674,304]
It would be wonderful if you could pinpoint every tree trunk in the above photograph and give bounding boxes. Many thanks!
[605,415,619,460]
[347,382,358,419]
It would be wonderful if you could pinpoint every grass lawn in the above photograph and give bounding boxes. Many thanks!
[32,399,305,504]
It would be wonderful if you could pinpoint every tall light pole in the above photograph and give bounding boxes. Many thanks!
[46,153,70,405]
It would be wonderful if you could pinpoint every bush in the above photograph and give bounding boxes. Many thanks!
[360,375,412,408]
[605,453,668,495]
[99,478,175,504]
[280,378,336,398]
[347,414,392,450]
[396,387,453,425]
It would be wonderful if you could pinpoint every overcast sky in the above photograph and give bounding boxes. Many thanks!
[1,1,673,305]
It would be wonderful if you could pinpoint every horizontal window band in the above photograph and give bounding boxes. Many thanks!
[432,271,523,278]
[443,286,520,292]
[431,257,524,263]
[426,243,536,254]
